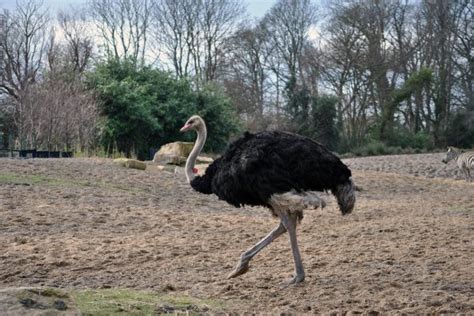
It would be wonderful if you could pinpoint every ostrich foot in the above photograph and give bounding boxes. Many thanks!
[281,273,305,287]
[227,260,250,278]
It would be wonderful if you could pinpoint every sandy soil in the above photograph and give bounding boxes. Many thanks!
[344,152,469,180]
[0,153,473,314]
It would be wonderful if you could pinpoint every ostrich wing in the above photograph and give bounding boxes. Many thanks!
[198,131,351,208]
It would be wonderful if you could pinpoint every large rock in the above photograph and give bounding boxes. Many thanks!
[153,142,194,165]
[113,158,147,170]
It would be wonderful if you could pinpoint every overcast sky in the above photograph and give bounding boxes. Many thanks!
[1,0,277,18]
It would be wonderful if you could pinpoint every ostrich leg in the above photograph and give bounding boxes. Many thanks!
[228,222,286,278]
[279,210,305,285]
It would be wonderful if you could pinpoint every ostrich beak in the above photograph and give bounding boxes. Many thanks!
[180,124,191,132]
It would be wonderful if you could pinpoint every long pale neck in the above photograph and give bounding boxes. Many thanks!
[185,124,207,183]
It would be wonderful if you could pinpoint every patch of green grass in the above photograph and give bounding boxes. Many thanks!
[0,172,144,193]
[15,288,68,300]
[27,288,69,298]
[0,173,46,185]
[15,287,71,310]
[71,289,225,315]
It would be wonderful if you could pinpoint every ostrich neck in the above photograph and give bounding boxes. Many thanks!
[185,124,207,183]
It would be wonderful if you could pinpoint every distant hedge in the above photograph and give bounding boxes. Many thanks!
[87,59,239,159]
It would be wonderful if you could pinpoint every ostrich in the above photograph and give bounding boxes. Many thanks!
[180,115,355,284]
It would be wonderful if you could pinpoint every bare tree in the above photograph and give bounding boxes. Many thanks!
[223,23,271,129]
[262,0,318,95]
[41,25,99,152]
[90,0,152,65]
[22,75,99,152]
[420,0,461,146]
[324,0,416,142]
[320,4,368,146]
[0,0,49,149]
[152,0,244,85]
[450,0,473,112]
[387,0,417,132]
[0,0,48,100]
[200,0,244,82]
[152,0,197,78]
[216,0,472,149]
[58,7,94,75]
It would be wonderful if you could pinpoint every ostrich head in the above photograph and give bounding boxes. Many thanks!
[180,115,205,133]
[180,115,207,183]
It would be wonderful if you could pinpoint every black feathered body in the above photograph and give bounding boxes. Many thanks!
[190,131,352,209]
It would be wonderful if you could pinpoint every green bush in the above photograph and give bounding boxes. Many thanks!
[388,129,434,150]
[284,86,339,151]
[192,84,240,152]
[352,141,404,157]
[446,109,474,148]
[349,138,435,157]
[308,95,339,151]
[87,59,239,159]
[349,123,434,156]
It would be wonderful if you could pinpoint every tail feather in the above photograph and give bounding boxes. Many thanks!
[333,179,356,215]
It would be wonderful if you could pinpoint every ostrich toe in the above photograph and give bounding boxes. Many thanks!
[227,260,250,278]
[281,273,305,287]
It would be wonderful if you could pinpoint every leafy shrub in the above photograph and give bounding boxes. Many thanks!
[388,129,434,150]
[350,139,435,157]
[446,109,474,148]
[352,141,404,157]
[87,59,239,159]
[284,86,339,151]
[192,84,240,152]
[308,95,339,151]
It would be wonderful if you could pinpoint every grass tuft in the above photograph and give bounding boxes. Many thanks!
[71,289,225,315]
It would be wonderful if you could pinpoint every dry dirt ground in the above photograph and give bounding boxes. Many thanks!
[0,153,473,314]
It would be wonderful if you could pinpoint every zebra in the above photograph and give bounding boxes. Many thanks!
[442,147,474,182]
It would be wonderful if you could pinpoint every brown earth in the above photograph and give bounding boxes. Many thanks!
[0,154,473,314]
